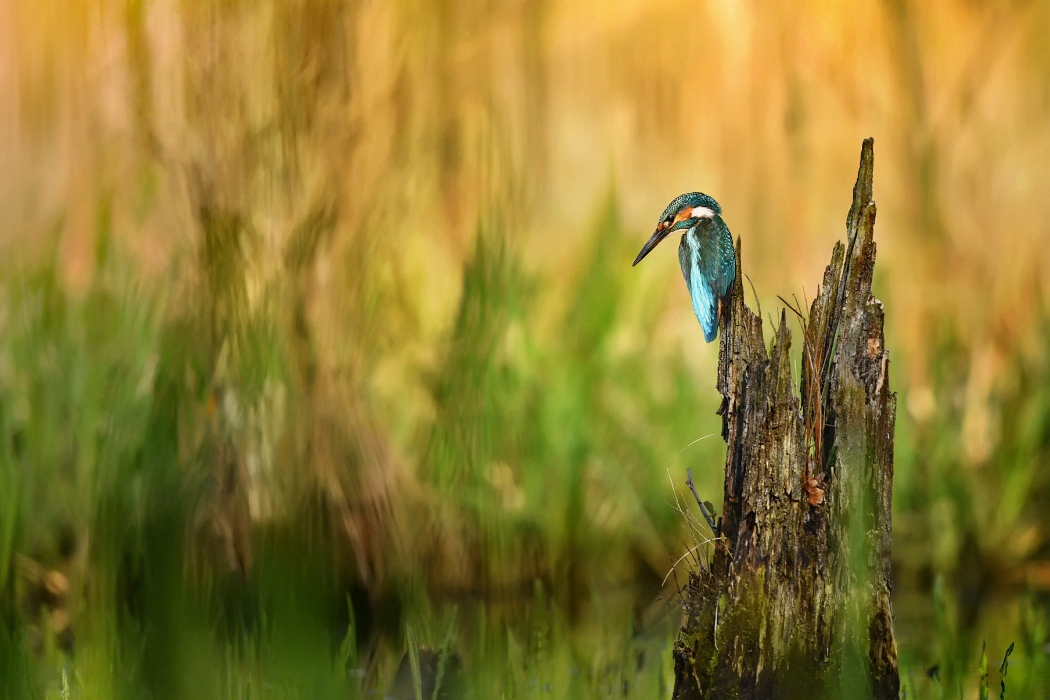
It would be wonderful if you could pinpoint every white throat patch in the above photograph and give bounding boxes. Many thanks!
[690,206,716,219]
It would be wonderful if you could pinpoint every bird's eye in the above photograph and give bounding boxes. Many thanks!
[663,216,673,226]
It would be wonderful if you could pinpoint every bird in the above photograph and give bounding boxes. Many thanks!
[632,193,736,342]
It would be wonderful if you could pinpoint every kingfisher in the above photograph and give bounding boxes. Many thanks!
[632,193,736,342]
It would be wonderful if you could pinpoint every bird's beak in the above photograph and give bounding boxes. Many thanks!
[632,224,671,266]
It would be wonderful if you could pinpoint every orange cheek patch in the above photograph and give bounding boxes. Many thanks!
[672,208,692,225]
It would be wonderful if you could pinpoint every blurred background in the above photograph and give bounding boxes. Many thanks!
[2,0,1050,697]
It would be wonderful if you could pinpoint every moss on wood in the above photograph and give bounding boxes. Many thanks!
[672,140,899,700]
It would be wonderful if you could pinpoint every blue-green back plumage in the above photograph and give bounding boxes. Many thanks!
[678,215,735,341]
[678,234,716,341]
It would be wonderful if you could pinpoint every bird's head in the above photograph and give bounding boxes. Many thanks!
[632,192,721,266]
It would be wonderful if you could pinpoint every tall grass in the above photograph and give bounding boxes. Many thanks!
[0,194,712,695]
[418,199,724,591]
[895,312,1050,580]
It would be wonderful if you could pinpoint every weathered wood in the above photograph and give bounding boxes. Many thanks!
[672,139,898,699]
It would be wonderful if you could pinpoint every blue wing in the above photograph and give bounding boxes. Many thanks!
[699,216,736,300]
[679,232,719,342]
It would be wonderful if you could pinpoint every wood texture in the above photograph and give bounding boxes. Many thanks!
[672,139,899,699]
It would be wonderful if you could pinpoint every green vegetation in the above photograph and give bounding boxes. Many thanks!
[3,200,1050,697]
[0,204,716,697]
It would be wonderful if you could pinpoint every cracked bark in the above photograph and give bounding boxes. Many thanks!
[672,139,899,699]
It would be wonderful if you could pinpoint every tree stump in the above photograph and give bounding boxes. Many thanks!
[672,139,899,699]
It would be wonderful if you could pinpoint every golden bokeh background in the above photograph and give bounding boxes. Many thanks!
[6,0,1050,400]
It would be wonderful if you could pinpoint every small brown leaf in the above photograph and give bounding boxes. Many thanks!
[805,477,825,506]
